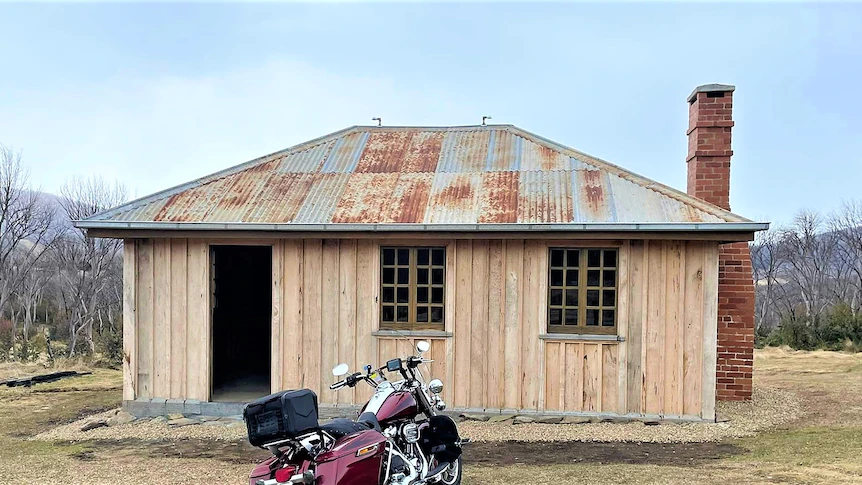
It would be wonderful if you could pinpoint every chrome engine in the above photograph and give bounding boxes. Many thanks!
[384,424,430,485]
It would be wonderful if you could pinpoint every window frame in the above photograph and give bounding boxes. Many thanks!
[547,246,620,335]
[379,246,447,331]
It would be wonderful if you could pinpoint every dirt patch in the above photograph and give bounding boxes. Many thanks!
[465,440,744,467]
[56,437,743,469]
[59,438,271,465]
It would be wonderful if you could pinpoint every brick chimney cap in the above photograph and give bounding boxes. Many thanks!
[688,83,736,103]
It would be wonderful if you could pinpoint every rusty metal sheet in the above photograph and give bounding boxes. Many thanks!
[437,130,490,173]
[321,131,369,173]
[477,172,519,223]
[91,125,749,228]
[574,169,613,223]
[292,173,352,223]
[332,172,435,223]
[274,141,334,173]
[402,131,444,173]
[484,130,521,172]
[114,198,168,222]
[520,137,570,172]
[518,171,573,223]
[203,164,274,222]
[241,172,315,223]
[424,172,481,223]
[386,173,434,222]
[354,132,411,173]
[153,176,236,222]
[331,173,401,223]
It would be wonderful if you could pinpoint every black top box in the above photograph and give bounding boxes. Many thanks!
[244,389,319,447]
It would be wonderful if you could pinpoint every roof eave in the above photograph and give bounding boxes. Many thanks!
[74,220,770,233]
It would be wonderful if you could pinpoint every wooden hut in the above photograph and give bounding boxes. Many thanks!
[78,84,765,421]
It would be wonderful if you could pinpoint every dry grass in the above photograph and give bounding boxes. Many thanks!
[1,349,861,484]
[0,359,97,381]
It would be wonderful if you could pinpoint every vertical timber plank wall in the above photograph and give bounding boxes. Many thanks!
[542,240,717,419]
[127,237,719,419]
[132,238,209,401]
[122,240,137,401]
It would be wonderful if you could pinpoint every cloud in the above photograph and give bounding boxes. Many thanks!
[3,59,475,198]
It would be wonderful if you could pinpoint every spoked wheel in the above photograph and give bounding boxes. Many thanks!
[438,457,462,485]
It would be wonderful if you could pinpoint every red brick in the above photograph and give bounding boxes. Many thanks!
[686,85,753,401]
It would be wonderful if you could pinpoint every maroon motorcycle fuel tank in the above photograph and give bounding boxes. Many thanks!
[375,391,418,426]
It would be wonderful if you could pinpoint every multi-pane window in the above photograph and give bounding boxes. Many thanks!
[380,247,445,330]
[548,248,618,334]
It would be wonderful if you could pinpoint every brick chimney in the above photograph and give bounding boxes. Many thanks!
[686,84,755,402]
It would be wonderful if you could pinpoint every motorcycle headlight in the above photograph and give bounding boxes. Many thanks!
[428,379,444,394]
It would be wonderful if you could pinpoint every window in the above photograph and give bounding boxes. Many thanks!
[548,248,618,334]
[380,247,446,330]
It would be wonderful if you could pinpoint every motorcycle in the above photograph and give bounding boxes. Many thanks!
[247,340,466,485]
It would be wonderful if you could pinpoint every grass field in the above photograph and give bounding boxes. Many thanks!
[1,348,860,485]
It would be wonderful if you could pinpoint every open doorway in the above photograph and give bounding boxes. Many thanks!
[211,245,271,402]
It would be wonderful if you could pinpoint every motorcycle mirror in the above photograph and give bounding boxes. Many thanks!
[416,341,431,354]
[332,363,349,377]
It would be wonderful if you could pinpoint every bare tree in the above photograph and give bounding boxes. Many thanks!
[831,201,862,314]
[0,145,57,347]
[776,210,838,320]
[55,176,126,356]
[751,226,788,333]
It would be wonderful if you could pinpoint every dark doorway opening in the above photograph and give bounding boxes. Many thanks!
[211,245,271,402]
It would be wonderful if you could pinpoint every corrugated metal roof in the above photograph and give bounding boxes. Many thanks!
[79,125,761,231]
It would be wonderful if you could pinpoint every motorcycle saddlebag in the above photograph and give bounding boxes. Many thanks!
[419,415,462,463]
[244,389,319,447]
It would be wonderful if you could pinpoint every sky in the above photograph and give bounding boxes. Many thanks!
[1,2,860,226]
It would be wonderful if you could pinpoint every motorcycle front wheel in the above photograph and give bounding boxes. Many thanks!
[438,457,462,485]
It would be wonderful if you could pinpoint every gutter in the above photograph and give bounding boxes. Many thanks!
[73,221,770,232]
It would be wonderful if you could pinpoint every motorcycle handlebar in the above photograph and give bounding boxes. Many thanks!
[330,356,435,390]
[330,372,362,390]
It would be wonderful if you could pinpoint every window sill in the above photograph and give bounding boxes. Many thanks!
[539,333,624,342]
[373,330,453,338]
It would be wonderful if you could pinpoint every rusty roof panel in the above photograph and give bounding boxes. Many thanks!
[485,130,521,172]
[274,141,333,173]
[424,172,481,223]
[321,131,369,173]
[354,132,412,173]
[437,130,490,173]
[292,173,351,223]
[88,125,753,228]
[152,175,235,222]
[402,131,444,173]
[477,171,519,223]
[386,173,435,222]
[520,136,570,172]
[242,172,315,223]
[518,171,573,223]
[331,173,401,223]
[117,198,168,222]
[204,166,272,222]
[574,169,613,223]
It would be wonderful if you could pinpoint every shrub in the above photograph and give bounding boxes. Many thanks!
[765,305,862,352]
[0,319,11,361]
[94,324,123,368]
